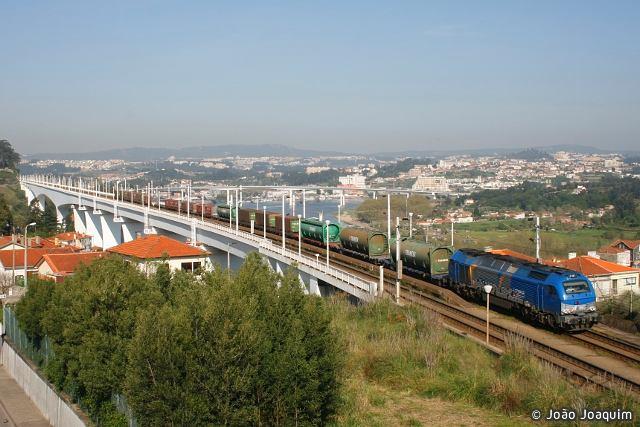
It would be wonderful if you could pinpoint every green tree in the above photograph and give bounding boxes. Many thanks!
[15,277,54,343]
[41,257,163,420]
[0,193,14,230]
[42,198,59,233]
[0,139,20,171]
[125,253,343,425]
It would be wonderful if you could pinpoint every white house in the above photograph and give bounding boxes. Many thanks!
[107,235,212,275]
[559,256,640,300]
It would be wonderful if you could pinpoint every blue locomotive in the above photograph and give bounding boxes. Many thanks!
[448,249,598,331]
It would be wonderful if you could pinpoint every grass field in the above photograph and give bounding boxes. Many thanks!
[332,298,638,426]
[452,226,640,260]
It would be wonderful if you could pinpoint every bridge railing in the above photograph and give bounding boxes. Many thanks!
[258,240,375,298]
[21,177,377,298]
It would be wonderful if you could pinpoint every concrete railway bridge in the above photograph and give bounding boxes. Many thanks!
[19,176,377,302]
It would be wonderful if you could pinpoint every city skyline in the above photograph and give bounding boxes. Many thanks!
[2,1,639,154]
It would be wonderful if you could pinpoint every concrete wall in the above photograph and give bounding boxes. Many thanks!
[1,339,88,427]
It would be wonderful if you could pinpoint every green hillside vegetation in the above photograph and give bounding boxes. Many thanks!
[0,169,31,229]
[356,195,433,227]
[470,176,640,226]
[375,158,434,178]
[447,220,640,259]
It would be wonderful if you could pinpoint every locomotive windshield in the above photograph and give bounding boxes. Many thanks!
[563,280,590,294]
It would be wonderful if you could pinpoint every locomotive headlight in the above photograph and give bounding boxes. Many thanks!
[561,302,596,314]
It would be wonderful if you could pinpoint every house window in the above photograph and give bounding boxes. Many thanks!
[181,262,202,272]
[612,279,618,295]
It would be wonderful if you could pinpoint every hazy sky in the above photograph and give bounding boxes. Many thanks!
[1,1,639,154]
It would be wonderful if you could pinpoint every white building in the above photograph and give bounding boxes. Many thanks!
[560,256,640,300]
[107,235,212,275]
[338,174,366,188]
[412,176,449,193]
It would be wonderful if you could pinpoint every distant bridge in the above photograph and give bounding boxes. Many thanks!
[20,176,378,302]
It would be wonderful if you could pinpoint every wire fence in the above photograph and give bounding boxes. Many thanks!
[2,306,138,427]
[2,306,53,367]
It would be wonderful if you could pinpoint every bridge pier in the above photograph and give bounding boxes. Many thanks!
[100,212,122,249]
[73,207,87,234]
[84,210,103,249]
[121,221,145,242]
[36,194,47,212]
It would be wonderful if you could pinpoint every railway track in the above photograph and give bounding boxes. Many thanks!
[570,330,640,367]
[108,196,640,396]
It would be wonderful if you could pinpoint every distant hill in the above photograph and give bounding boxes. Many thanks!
[374,144,640,159]
[25,143,639,161]
[26,144,347,161]
[507,148,550,161]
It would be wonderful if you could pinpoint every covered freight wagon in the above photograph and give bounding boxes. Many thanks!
[339,227,388,259]
[273,214,300,236]
[390,239,453,279]
[216,204,236,220]
[300,218,340,245]
[237,207,265,229]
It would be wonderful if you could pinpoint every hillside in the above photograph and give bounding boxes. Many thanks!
[0,169,30,228]
[26,144,347,161]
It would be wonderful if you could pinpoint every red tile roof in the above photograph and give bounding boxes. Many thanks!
[559,256,640,276]
[489,249,538,263]
[599,246,629,254]
[54,232,91,241]
[488,248,559,265]
[37,252,105,275]
[107,235,208,260]
[0,247,81,269]
[612,239,640,250]
[0,235,57,248]
[0,236,16,247]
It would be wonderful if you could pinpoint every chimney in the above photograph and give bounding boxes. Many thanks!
[568,252,577,259]
[587,251,600,259]
[35,236,42,245]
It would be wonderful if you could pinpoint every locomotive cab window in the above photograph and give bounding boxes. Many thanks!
[563,280,589,294]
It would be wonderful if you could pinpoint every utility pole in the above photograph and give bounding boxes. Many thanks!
[451,221,454,247]
[409,212,413,238]
[396,216,402,303]
[535,215,541,262]
[24,222,36,290]
[302,189,306,218]
[229,195,233,229]
[235,194,239,235]
[326,220,331,266]
[297,214,302,256]
[387,193,391,253]
[281,194,286,249]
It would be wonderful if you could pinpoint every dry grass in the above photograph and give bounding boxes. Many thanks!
[330,298,640,426]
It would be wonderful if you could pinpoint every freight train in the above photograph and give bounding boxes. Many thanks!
[121,192,598,331]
